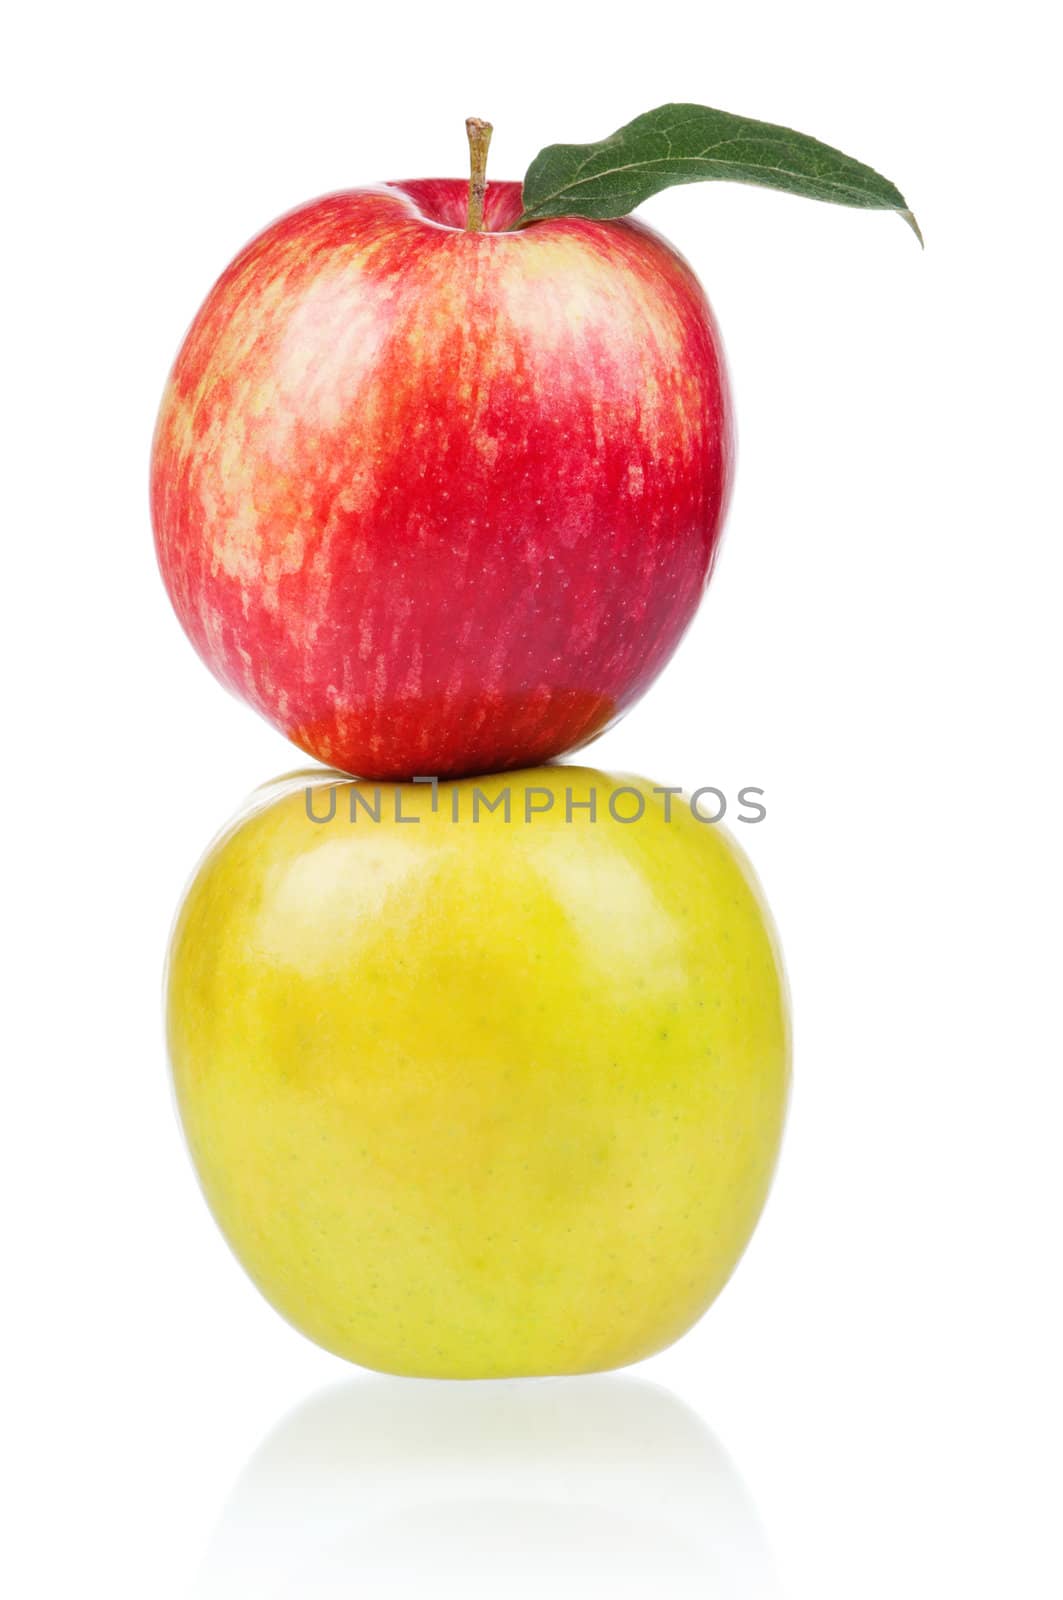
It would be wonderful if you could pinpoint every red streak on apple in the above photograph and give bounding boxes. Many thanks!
[151,179,733,777]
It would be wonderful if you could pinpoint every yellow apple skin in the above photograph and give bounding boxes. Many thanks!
[166,768,790,1378]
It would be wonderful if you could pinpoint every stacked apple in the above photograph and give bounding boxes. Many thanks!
[155,107,915,1376]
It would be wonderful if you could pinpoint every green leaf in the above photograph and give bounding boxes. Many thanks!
[518,103,921,243]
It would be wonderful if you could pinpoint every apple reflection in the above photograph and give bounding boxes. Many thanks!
[195,1376,779,1597]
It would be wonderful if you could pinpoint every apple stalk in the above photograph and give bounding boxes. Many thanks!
[465,117,493,231]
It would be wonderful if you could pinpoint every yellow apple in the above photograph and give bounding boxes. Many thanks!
[166,768,789,1377]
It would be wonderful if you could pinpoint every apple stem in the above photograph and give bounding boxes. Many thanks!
[464,117,493,231]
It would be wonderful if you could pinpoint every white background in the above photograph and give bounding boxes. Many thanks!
[4,2,1060,1594]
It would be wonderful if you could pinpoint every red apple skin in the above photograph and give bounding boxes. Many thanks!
[151,179,733,778]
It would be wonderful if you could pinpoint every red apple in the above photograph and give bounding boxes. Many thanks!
[151,176,732,778]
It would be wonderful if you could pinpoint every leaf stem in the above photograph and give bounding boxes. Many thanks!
[465,117,493,231]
